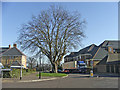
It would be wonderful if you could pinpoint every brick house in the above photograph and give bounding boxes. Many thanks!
[64,40,120,69]
[64,44,108,67]
[95,53,120,74]
[0,44,27,68]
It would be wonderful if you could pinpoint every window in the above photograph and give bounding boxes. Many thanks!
[109,48,112,52]
[113,50,116,53]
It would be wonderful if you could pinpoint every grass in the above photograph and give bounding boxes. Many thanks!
[37,73,67,77]
[10,69,36,78]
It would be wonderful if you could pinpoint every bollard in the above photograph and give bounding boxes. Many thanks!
[20,77,22,80]
[90,70,93,77]
[39,71,41,79]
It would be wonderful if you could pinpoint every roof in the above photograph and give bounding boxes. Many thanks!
[107,53,120,62]
[0,47,9,54]
[99,40,120,49]
[96,55,108,65]
[78,44,98,55]
[0,47,26,56]
[92,47,108,60]
[65,40,119,59]
[65,44,100,59]
[107,61,120,64]
[96,53,120,65]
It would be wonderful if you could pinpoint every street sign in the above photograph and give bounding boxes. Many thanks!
[77,61,84,65]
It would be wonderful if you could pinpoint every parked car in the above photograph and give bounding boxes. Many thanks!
[78,68,87,73]
[58,69,62,73]
[62,69,70,74]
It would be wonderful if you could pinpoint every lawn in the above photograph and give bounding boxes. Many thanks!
[37,73,67,77]
[10,69,36,78]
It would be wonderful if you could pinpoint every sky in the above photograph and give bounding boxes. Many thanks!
[2,2,118,54]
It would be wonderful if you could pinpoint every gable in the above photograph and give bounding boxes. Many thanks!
[93,47,108,60]
[1,47,25,56]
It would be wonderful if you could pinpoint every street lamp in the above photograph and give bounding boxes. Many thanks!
[0,66,2,78]
[20,44,23,80]
[39,50,42,79]
[90,59,93,77]
[20,57,22,80]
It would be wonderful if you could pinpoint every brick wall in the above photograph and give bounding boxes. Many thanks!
[95,65,106,73]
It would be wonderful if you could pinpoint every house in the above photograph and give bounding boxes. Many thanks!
[95,53,120,74]
[99,40,120,53]
[0,44,27,69]
[64,40,120,69]
[64,44,108,67]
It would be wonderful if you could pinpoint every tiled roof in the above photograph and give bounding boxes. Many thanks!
[96,55,108,65]
[0,47,9,54]
[0,47,25,56]
[99,40,120,49]
[107,61,120,64]
[92,47,108,60]
[96,53,120,65]
[64,40,119,60]
[107,53,120,62]
[65,44,99,58]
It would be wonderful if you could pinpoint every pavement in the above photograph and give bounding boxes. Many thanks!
[2,72,67,83]
[94,73,120,77]
[2,74,119,88]
[2,72,119,83]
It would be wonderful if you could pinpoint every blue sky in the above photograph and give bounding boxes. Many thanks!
[2,2,118,53]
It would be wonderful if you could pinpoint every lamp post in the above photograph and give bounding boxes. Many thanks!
[20,44,23,80]
[20,57,22,80]
[39,50,42,79]
[0,66,2,78]
[90,59,93,77]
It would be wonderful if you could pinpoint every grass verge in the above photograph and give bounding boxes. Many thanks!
[10,69,36,78]
[36,73,67,77]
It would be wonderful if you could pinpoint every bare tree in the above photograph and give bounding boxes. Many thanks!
[27,57,37,69]
[17,5,86,73]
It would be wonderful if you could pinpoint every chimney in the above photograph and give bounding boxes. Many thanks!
[9,45,11,49]
[13,44,17,48]
[108,46,113,53]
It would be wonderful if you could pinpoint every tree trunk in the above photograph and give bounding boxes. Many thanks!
[52,63,58,73]
[55,63,58,73]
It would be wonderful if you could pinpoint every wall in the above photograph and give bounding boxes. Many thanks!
[1,56,21,66]
[96,64,120,74]
[22,55,27,68]
[63,61,77,69]
[95,65,106,73]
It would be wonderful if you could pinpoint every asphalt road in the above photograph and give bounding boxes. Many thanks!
[2,74,119,88]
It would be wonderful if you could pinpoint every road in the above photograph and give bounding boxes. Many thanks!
[2,74,119,88]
